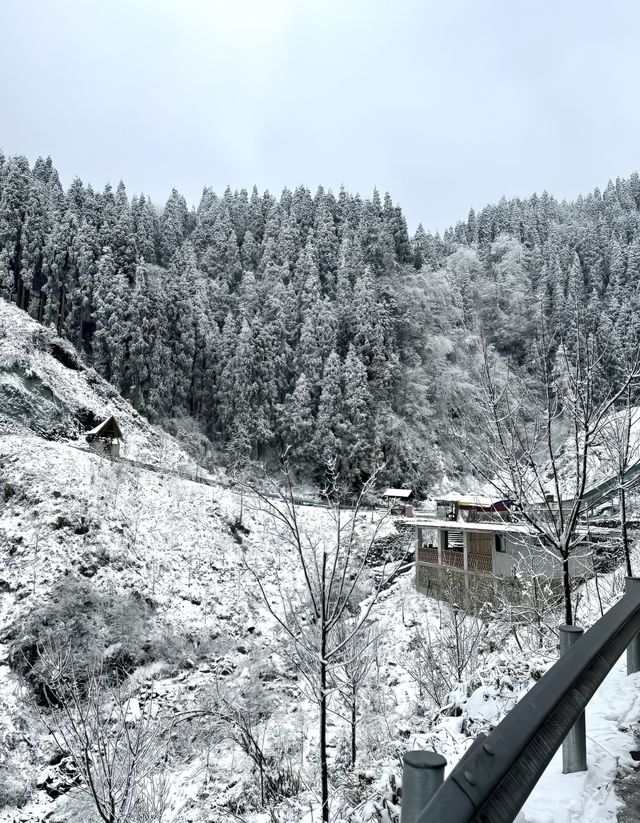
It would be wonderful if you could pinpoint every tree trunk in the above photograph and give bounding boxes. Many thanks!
[562,554,573,625]
[350,688,357,768]
[320,631,329,823]
[58,283,65,335]
[621,484,632,577]
[320,550,329,823]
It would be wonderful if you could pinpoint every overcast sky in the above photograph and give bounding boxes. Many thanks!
[2,0,640,231]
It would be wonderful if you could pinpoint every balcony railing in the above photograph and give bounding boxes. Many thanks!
[417,546,439,564]
[442,549,464,568]
[417,546,493,574]
[465,510,513,524]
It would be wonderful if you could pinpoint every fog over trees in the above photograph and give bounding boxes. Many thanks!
[2,150,640,487]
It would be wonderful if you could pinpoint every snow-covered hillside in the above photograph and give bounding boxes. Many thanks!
[0,299,214,474]
[0,300,408,821]
[0,299,639,823]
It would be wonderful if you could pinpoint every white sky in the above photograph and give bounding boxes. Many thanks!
[2,0,640,231]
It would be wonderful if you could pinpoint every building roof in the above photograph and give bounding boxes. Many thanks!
[407,518,532,535]
[435,492,496,507]
[86,415,123,440]
[382,488,413,499]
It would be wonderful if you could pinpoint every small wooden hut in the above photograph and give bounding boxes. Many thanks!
[382,488,414,516]
[85,415,123,457]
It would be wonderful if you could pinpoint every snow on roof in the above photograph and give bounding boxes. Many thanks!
[86,415,123,439]
[382,488,413,498]
[435,492,497,507]
[407,518,532,534]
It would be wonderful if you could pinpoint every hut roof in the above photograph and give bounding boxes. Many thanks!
[86,415,123,439]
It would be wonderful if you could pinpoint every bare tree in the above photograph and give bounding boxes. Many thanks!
[332,619,378,769]
[203,691,301,809]
[401,582,491,710]
[244,459,397,823]
[460,310,640,625]
[599,396,640,576]
[159,675,303,814]
[491,553,562,654]
[33,645,169,823]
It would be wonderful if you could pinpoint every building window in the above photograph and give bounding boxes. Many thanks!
[495,534,507,553]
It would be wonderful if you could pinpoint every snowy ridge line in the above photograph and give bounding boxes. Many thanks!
[39,439,366,510]
[416,588,640,823]
[118,457,350,509]
[2,428,404,516]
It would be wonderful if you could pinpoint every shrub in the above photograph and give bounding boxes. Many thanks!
[0,763,34,809]
[10,576,208,704]
[10,577,154,701]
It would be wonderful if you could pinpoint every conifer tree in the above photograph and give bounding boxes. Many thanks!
[247,185,264,241]
[0,155,30,302]
[20,180,50,316]
[411,223,430,270]
[218,319,258,452]
[342,346,374,481]
[92,248,129,390]
[42,207,79,332]
[7,152,640,489]
[167,244,198,410]
[314,194,339,291]
[281,372,314,464]
[159,188,189,264]
[240,230,259,271]
[351,268,390,394]
[127,264,153,410]
[313,351,344,470]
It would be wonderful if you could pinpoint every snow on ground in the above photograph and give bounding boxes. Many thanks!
[2,301,640,821]
[0,427,387,821]
[520,662,640,823]
[1,430,640,822]
[2,429,640,821]
[0,298,217,476]
[358,560,640,823]
[0,435,239,627]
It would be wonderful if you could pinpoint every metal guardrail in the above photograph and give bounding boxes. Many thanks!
[581,460,640,509]
[404,577,640,823]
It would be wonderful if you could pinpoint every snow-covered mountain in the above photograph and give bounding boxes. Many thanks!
[0,299,637,823]
[0,300,409,822]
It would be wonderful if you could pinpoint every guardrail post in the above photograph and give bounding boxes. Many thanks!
[626,577,640,674]
[559,624,587,773]
[401,750,447,823]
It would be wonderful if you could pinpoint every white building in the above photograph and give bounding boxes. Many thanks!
[410,493,593,598]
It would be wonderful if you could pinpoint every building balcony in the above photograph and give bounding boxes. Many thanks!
[416,546,493,575]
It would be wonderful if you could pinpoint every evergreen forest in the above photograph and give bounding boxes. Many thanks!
[2,150,640,487]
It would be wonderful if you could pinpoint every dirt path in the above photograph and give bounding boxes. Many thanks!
[616,730,640,822]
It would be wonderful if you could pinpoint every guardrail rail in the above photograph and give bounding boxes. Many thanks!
[403,576,640,823]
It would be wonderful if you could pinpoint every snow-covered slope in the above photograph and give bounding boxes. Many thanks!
[0,299,212,473]
[0,299,638,823]
[0,300,400,821]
